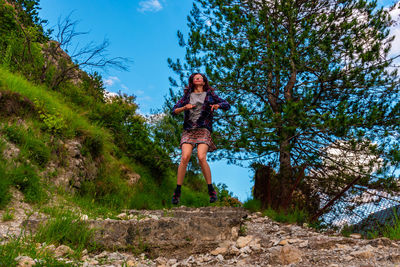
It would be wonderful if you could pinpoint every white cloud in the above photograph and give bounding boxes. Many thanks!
[135,90,145,95]
[138,0,163,13]
[103,76,120,87]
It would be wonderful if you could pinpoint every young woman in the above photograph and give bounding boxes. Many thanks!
[171,73,230,205]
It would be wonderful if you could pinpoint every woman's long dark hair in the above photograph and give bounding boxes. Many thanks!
[184,73,214,94]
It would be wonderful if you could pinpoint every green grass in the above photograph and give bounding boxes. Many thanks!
[243,198,309,224]
[2,122,51,168]
[263,207,309,224]
[2,208,14,221]
[0,161,11,209]
[366,209,400,240]
[10,163,47,204]
[0,67,112,150]
[34,208,96,256]
[0,234,72,266]
[243,198,263,213]
[0,66,232,217]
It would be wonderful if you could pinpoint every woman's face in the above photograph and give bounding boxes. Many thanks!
[193,74,205,87]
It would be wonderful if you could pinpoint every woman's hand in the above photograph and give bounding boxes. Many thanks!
[210,104,220,111]
[184,104,196,110]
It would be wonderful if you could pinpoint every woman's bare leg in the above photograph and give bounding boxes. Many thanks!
[177,143,194,185]
[197,144,212,184]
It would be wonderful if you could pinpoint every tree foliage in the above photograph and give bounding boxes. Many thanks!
[167,0,400,211]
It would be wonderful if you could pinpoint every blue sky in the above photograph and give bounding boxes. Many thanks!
[38,0,398,202]
[38,0,254,201]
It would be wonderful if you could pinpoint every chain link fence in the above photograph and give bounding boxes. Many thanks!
[316,185,400,234]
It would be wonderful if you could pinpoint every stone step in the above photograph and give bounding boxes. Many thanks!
[24,207,249,258]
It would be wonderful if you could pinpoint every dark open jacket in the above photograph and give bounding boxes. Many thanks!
[171,90,230,133]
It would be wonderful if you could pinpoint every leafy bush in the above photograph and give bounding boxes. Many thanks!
[215,183,242,207]
[243,198,263,213]
[34,98,67,136]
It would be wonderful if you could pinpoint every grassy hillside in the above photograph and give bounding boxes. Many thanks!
[0,67,222,216]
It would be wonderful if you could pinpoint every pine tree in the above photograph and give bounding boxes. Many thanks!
[167,0,400,212]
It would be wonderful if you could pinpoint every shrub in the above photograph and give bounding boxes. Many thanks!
[34,98,67,136]
[243,198,262,213]
[215,183,242,207]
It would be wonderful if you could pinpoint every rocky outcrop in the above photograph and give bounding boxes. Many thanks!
[88,207,248,258]
[44,139,98,190]
[5,201,400,266]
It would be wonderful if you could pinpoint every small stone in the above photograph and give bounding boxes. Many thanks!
[250,243,262,251]
[271,239,280,246]
[231,227,239,239]
[229,246,240,255]
[43,244,56,254]
[269,245,302,265]
[350,233,362,239]
[156,257,167,265]
[278,239,288,246]
[94,251,108,259]
[240,246,252,254]
[55,245,74,257]
[350,249,374,259]
[328,264,339,267]
[116,213,127,220]
[126,260,137,267]
[88,260,99,265]
[80,214,89,221]
[211,247,228,255]
[167,259,177,265]
[343,255,353,261]
[216,254,224,261]
[336,244,350,250]
[236,235,254,248]
[299,240,309,248]
[81,249,88,256]
[108,252,124,261]
[15,256,35,267]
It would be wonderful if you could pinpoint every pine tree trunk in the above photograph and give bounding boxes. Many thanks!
[278,136,293,211]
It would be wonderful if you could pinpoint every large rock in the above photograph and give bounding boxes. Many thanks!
[89,207,247,258]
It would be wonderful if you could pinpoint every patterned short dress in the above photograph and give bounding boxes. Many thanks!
[180,128,217,152]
